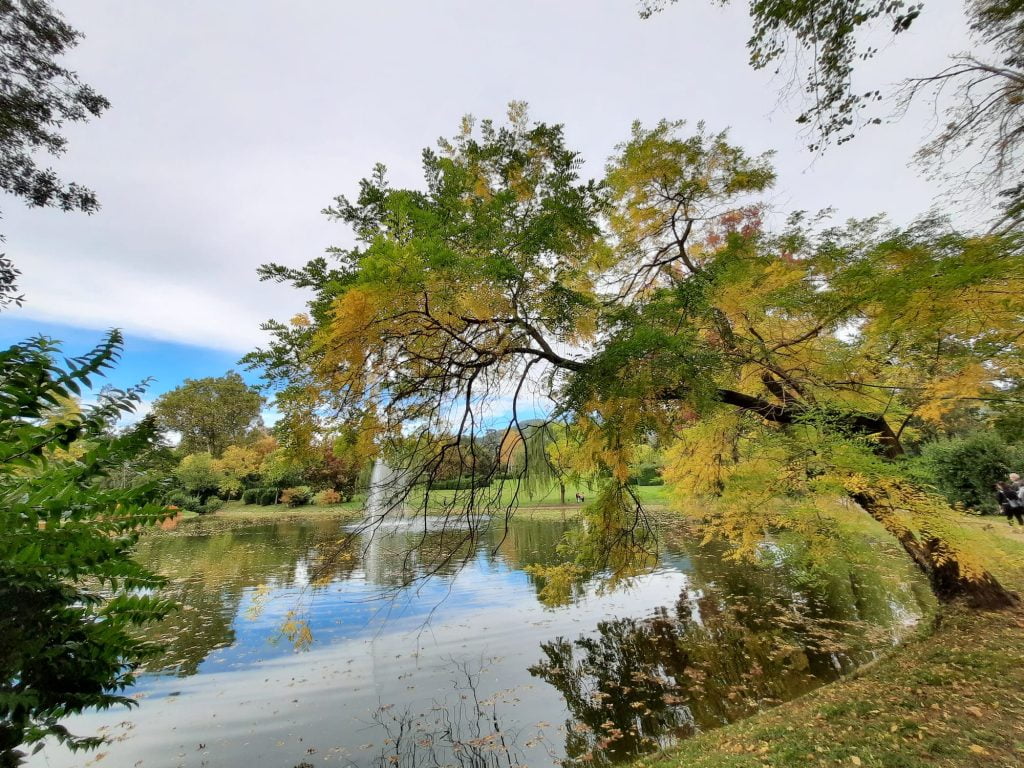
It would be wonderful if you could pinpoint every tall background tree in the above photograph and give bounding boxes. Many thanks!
[0,0,109,305]
[254,107,1023,608]
[152,371,264,457]
[640,0,1024,228]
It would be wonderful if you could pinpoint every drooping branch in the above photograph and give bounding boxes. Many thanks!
[659,385,904,458]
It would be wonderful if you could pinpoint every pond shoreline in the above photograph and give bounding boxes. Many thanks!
[168,483,673,527]
[644,517,1024,768]
[176,500,602,525]
[138,500,1005,767]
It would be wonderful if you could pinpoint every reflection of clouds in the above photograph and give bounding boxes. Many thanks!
[38,553,689,768]
[221,546,691,674]
[292,558,309,588]
[36,516,932,768]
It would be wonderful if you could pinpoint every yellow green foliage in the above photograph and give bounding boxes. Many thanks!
[253,108,1024,601]
[280,610,313,651]
[524,563,589,608]
[315,488,342,506]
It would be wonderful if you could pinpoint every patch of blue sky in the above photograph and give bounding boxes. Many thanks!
[0,316,280,424]
[142,554,535,682]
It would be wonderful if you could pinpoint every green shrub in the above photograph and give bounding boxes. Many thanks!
[241,488,260,505]
[218,475,243,499]
[315,488,343,506]
[259,487,277,505]
[180,495,205,513]
[174,452,223,501]
[164,489,191,508]
[200,497,224,514]
[281,485,312,507]
[261,455,304,489]
[914,433,1024,513]
[630,465,663,485]
[163,491,204,513]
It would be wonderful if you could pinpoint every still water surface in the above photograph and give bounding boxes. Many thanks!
[32,513,932,768]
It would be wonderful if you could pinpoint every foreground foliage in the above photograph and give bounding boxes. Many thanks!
[0,0,110,308]
[0,333,172,764]
[0,0,107,214]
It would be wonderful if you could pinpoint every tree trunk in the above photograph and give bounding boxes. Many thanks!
[662,385,1019,608]
[850,489,1019,610]
[560,482,566,506]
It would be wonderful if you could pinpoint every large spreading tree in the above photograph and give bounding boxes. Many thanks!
[152,371,264,457]
[252,106,1023,608]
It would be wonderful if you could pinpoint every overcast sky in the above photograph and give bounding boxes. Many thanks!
[0,0,974,389]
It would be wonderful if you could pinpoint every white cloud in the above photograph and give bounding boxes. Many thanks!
[12,252,283,351]
[118,397,154,427]
[2,0,982,354]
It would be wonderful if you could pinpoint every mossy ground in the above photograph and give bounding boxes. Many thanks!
[643,515,1024,768]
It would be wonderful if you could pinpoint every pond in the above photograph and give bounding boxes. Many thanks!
[31,512,933,768]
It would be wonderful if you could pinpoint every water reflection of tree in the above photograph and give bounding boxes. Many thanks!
[366,660,547,768]
[135,520,348,675]
[138,516,582,673]
[315,516,575,591]
[531,539,931,766]
[492,518,574,571]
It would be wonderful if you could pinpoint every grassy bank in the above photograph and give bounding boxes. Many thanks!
[206,499,364,520]
[194,483,670,524]
[644,516,1024,768]
[406,481,670,512]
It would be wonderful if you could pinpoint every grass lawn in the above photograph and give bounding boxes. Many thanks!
[199,483,670,523]
[641,515,1024,768]
[209,499,365,520]
[405,480,671,510]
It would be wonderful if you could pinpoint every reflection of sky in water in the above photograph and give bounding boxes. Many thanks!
[175,552,574,680]
[28,517,925,768]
